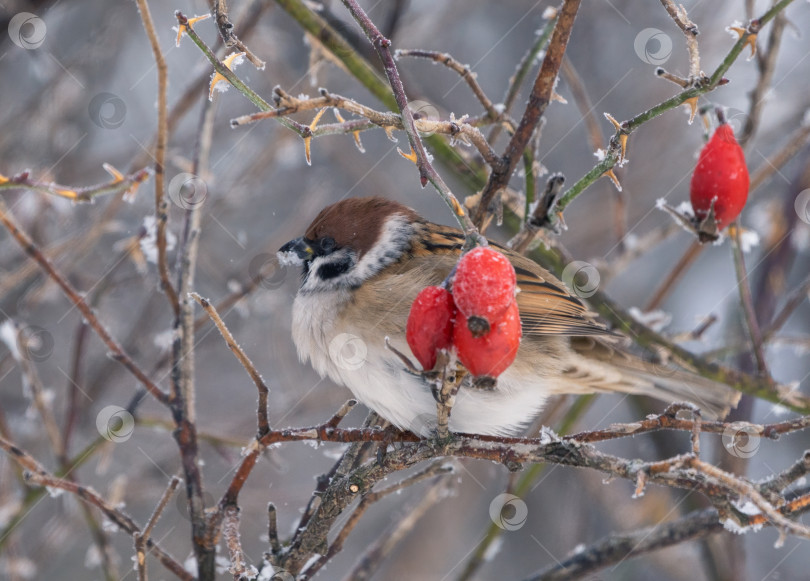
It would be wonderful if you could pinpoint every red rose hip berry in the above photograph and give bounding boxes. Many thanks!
[690,121,749,231]
[406,286,456,370]
[453,247,517,337]
[453,301,522,380]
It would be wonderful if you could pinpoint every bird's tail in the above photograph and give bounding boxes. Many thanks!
[564,337,741,419]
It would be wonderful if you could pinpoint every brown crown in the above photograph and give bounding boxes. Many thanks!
[304,197,419,257]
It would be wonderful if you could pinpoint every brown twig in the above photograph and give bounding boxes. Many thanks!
[222,505,255,580]
[304,461,453,578]
[526,491,810,581]
[0,200,170,404]
[339,0,482,243]
[488,9,558,145]
[135,476,182,581]
[763,274,810,340]
[191,293,270,437]
[0,166,150,202]
[394,49,501,121]
[645,241,703,311]
[474,0,582,229]
[209,0,266,68]
[0,436,191,580]
[508,174,565,253]
[730,224,769,376]
[660,0,702,81]
[739,10,788,147]
[340,466,455,581]
[233,87,501,167]
[135,0,180,318]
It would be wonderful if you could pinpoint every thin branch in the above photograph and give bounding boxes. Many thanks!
[764,274,810,340]
[341,467,455,581]
[0,200,170,405]
[135,0,180,318]
[395,49,501,121]
[730,224,769,376]
[489,10,558,144]
[223,505,255,580]
[660,0,701,80]
[233,87,501,167]
[739,10,788,147]
[549,0,796,225]
[175,11,274,113]
[0,435,191,580]
[340,0,482,242]
[209,0,266,68]
[474,0,582,229]
[304,461,453,578]
[135,476,182,581]
[191,292,270,437]
[645,241,703,311]
[0,166,150,202]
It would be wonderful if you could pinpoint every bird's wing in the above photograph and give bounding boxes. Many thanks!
[509,254,608,337]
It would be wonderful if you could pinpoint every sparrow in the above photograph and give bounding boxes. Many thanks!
[278,196,740,436]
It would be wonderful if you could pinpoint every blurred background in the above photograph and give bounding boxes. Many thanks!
[1,0,809,579]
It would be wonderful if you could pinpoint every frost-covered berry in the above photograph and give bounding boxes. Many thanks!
[452,247,517,337]
[690,121,749,231]
[406,286,456,370]
[453,301,521,380]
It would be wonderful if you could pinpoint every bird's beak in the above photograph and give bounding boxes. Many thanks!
[278,237,314,266]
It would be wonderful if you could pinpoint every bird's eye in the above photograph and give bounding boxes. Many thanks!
[319,237,336,253]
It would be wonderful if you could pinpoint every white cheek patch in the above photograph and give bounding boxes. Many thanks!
[350,214,413,282]
[300,214,414,293]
